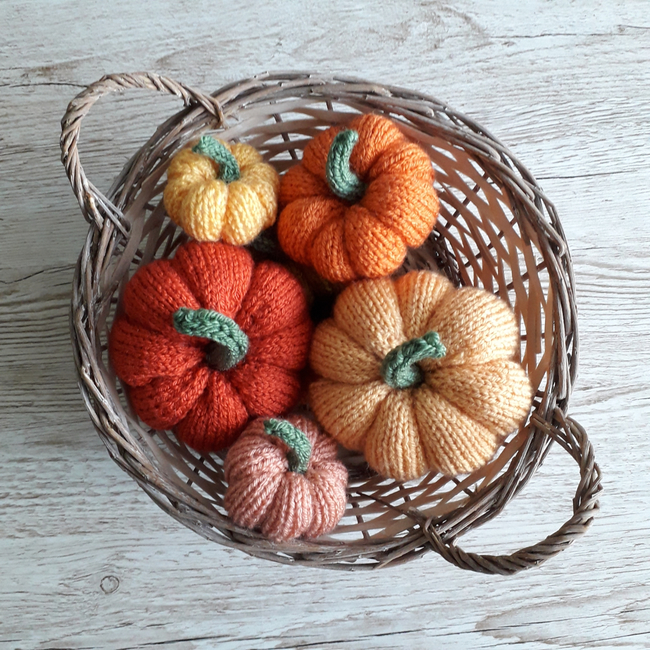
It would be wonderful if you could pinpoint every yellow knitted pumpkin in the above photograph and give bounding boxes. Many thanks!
[309,271,533,480]
[163,135,279,244]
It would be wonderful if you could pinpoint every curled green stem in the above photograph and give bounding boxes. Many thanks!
[173,307,248,371]
[325,129,367,202]
[263,419,312,474]
[192,135,240,183]
[381,331,447,389]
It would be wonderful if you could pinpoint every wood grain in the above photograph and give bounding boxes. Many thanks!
[1,0,649,647]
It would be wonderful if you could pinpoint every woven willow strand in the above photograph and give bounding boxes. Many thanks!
[61,71,600,572]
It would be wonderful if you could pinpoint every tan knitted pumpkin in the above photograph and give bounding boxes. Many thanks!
[309,271,533,480]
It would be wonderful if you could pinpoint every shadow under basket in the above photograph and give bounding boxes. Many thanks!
[61,72,601,573]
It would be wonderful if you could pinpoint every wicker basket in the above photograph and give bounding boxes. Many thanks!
[61,72,601,573]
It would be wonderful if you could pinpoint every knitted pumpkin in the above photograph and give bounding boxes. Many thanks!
[224,416,348,542]
[309,271,533,480]
[277,114,439,283]
[163,135,280,244]
[109,241,312,452]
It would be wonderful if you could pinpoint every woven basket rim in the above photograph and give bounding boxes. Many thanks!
[61,71,601,573]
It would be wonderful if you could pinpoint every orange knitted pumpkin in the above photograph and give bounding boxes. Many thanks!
[109,241,312,453]
[277,114,439,283]
[224,415,348,542]
[309,271,533,480]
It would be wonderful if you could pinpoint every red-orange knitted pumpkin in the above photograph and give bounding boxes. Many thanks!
[108,241,312,452]
[277,114,439,283]
[224,415,348,541]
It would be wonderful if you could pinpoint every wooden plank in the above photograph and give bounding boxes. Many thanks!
[1,0,650,647]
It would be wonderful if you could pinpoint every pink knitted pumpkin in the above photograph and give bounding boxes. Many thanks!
[224,415,348,542]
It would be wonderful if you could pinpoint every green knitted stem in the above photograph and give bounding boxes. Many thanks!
[173,307,249,371]
[381,331,447,389]
[325,129,367,202]
[192,135,240,183]
[263,419,312,474]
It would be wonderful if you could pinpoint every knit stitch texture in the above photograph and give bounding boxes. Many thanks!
[164,136,280,244]
[224,415,348,541]
[192,135,241,183]
[109,241,312,452]
[309,271,533,480]
[277,114,440,283]
[263,418,312,474]
[173,306,249,371]
[326,130,367,202]
[381,330,446,389]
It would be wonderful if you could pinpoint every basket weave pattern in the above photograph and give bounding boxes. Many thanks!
[61,72,601,572]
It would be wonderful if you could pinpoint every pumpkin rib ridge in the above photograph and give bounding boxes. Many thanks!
[342,206,410,280]
[108,316,204,387]
[221,182,266,245]
[170,242,255,317]
[309,378,391,453]
[424,286,520,366]
[413,387,499,476]
[248,321,312,372]
[310,216,357,283]
[233,260,310,337]
[174,372,250,452]
[354,386,391,458]
[422,369,478,427]
[122,259,200,335]
[364,388,428,481]
[425,360,532,436]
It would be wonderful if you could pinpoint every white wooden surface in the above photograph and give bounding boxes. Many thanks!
[1,0,649,648]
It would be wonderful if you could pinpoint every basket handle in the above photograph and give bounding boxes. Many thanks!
[60,72,224,233]
[422,410,601,575]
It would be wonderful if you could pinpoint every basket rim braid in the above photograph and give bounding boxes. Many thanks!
[61,72,601,573]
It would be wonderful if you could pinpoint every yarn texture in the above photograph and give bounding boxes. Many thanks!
[263,418,312,473]
[109,241,312,452]
[326,130,367,201]
[309,271,533,480]
[224,415,348,542]
[173,307,249,371]
[381,330,446,389]
[277,114,440,283]
[163,135,280,244]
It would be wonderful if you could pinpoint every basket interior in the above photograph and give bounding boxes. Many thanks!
[85,84,570,567]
